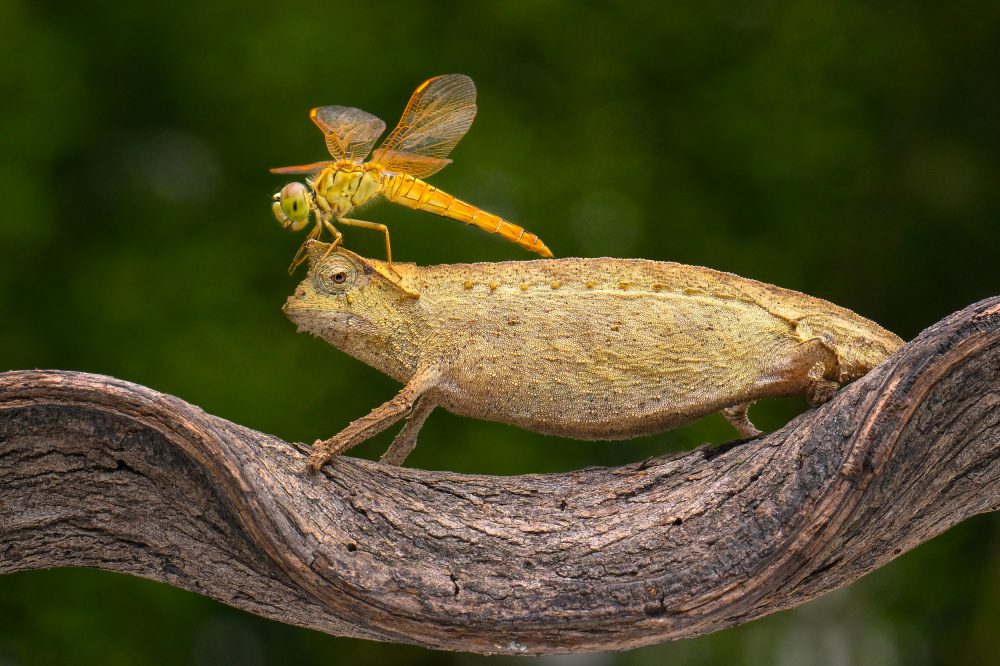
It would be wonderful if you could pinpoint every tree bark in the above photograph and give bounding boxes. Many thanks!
[2,297,1000,656]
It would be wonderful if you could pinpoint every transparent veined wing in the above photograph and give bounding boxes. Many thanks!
[269,160,337,175]
[372,152,452,177]
[371,74,477,179]
[310,106,386,163]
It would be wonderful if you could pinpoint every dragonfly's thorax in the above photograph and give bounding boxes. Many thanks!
[311,162,383,218]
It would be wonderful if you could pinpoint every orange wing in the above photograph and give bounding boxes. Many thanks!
[310,105,386,163]
[270,160,337,175]
[269,106,386,174]
[370,74,477,179]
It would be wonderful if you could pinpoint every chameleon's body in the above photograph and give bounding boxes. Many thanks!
[286,242,904,469]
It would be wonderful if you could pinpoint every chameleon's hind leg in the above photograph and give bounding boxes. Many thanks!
[763,334,842,406]
[722,402,761,438]
[806,361,840,406]
[795,334,841,406]
[380,397,438,466]
[337,217,402,278]
[727,335,842,435]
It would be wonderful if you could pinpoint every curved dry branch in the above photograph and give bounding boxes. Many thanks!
[3,297,1000,655]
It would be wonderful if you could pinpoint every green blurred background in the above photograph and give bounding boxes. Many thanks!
[2,0,999,663]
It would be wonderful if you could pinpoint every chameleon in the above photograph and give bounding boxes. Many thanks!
[285,241,904,471]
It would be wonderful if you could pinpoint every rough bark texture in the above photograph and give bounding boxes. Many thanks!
[2,297,1000,656]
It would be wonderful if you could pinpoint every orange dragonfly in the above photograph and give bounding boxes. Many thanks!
[271,74,553,272]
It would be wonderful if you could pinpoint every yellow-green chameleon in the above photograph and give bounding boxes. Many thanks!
[285,241,903,470]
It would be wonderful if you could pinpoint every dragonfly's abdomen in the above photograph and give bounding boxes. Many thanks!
[382,173,552,258]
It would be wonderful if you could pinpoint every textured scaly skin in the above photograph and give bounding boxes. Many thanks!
[285,242,904,467]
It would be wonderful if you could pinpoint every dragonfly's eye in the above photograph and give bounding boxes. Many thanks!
[279,182,310,226]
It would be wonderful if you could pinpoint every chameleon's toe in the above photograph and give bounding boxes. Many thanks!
[307,439,333,473]
[805,362,840,406]
[721,403,761,438]
[807,380,839,406]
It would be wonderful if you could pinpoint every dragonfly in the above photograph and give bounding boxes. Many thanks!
[271,74,554,273]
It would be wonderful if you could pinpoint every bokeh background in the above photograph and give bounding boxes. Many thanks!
[2,0,999,663]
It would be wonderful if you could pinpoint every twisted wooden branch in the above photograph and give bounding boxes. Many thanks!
[2,297,1000,655]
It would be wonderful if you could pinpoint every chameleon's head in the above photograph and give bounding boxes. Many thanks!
[272,182,311,231]
[283,241,421,345]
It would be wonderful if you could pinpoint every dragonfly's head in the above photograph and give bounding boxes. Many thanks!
[272,181,311,231]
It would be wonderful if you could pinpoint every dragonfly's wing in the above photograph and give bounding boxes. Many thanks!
[371,74,476,179]
[310,106,387,163]
[372,152,452,177]
[269,160,337,175]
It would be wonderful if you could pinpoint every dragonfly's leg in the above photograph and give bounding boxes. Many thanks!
[287,223,321,273]
[317,219,346,265]
[321,219,344,247]
[288,237,315,275]
[337,217,401,278]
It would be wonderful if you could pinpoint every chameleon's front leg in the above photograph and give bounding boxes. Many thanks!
[307,369,440,472]
[379,397,438,466]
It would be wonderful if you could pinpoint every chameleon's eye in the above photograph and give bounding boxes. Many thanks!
[315,256,358,294]
[278,182,310,230]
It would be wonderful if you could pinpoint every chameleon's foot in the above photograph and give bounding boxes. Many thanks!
[806,362,840,406]
[306,439,340,473]
[721,402,761,438]
[808,380,839,406]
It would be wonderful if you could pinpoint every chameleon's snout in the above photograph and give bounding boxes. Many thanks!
[282,284,311,313]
